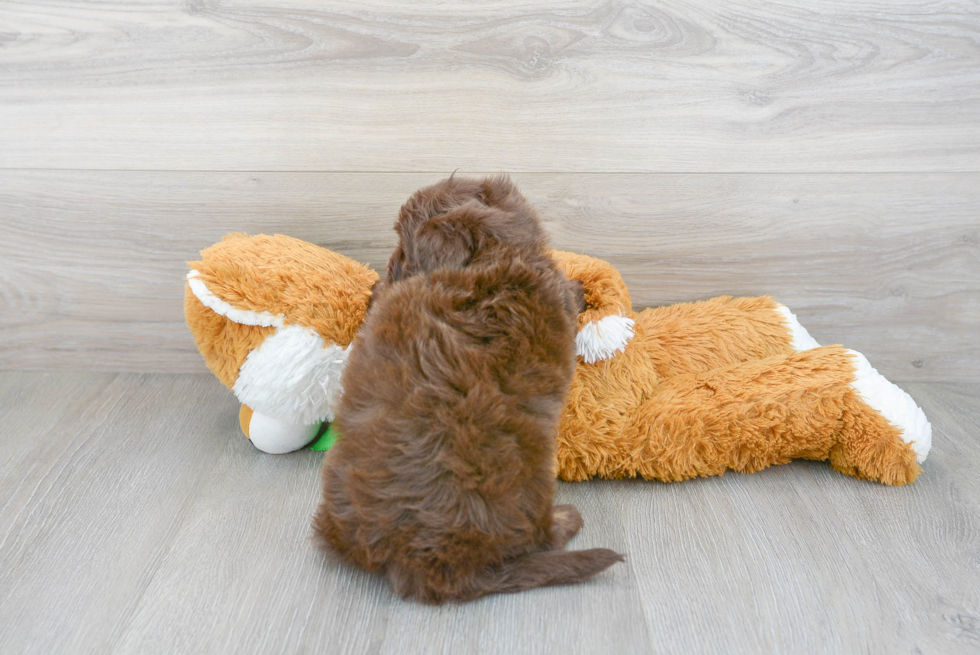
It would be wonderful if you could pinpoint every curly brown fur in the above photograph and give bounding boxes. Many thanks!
[312,175,622,603]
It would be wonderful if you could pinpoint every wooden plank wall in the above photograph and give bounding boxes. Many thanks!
[1,1,978,380]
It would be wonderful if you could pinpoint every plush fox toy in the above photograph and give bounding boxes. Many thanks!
[185,234,931,485]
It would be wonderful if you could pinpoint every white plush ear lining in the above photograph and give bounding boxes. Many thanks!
[186,270,285,328]
[576,315,636,363]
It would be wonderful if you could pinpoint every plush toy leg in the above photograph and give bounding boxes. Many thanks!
[633,296,819,377]
[559,346,927,485]
[828,350,931,484]
[239,404,320,454]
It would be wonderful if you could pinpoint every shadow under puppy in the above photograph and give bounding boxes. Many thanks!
[313,175,622,603]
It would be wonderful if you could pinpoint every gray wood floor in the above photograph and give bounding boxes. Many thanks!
[1,371,978,654]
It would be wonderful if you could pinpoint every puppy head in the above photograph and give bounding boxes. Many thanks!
[387,176,545,282]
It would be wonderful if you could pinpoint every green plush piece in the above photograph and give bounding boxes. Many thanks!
[310,423,340,452]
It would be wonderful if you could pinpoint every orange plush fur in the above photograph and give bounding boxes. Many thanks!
[550,252,922,485]
[186,237,928,485]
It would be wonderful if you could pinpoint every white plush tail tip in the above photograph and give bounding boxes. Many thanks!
[576,315,635,363]
[847,350,932,463]
[775,305,820,351]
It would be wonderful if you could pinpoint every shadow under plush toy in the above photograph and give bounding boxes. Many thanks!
[185,233,931,485]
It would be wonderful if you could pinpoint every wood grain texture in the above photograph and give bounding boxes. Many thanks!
[1,0,979,172]
[110,433,394,654]
[0,372,236,654]
[1,170,977,380]
[0,372,977,654]
[904,382,980,519]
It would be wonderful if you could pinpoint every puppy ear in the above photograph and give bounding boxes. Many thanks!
[366,278,383,310]
[413,210,482,272]
[566,279,587,316]
[385,244,406,283]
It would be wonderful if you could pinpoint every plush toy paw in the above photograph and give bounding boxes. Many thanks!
[822,349,931,485]
[846,349,932,463]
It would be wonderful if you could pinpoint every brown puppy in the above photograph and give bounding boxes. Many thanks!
[312,175,622,603]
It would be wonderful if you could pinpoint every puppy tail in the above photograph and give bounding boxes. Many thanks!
[465,548,623,599]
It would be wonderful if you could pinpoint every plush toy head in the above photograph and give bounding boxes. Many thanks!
[185,233,378,453]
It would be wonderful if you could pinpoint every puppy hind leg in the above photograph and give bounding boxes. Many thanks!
[383,510,620,603]
[549,504,584,550]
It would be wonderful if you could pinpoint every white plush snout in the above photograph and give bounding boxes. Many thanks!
[246,411,321,454]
